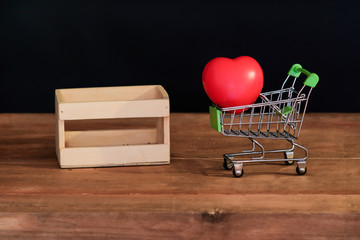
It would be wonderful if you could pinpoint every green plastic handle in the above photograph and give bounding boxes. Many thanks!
[209,105,222,133]
[288,64,319,88]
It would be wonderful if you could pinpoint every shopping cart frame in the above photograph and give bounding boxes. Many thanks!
[209,64,319,177]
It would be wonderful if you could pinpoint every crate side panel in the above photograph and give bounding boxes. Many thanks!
[59,144,170,168]
[57,85,165,103]
[58,99,169,120]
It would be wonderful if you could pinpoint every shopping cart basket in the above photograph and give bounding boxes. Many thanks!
[209,64,319,177]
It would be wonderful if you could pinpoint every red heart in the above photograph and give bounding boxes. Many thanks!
[202,56,264,109]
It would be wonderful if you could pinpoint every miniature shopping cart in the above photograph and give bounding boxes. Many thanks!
[209,64,319,177]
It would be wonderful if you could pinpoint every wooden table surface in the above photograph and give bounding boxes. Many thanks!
[0,113,359,239]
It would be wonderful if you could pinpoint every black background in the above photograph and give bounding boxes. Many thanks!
[1,1,359,113]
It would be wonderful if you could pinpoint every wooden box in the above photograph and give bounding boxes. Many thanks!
[55,85,170,168]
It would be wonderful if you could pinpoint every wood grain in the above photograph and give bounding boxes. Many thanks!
[0,113,359,239]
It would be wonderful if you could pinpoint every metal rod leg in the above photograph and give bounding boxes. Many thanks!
[242,138,256,153]
[293,142,308,159]
[251,138,265,160]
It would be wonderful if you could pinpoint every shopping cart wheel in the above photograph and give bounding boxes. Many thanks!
[284,151,294,165]
[223,158,234,170]
[296,166,307,175]
[233,168,244,178]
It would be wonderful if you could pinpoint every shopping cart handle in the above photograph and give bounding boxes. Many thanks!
[288,64,319,88]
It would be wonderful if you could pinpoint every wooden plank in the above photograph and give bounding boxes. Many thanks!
[59,144,170,168]
[55,120,64,164]
[0,212,358,240]
[0,157,359,194]
[156,116,170,145]
[164,116,170,144]
[1,194,359,213]
[65,128,158,147]
[56,85,166,103]
[55,96,65,165]
[57,99,169,120]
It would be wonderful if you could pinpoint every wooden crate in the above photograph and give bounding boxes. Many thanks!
[55,85,170,168]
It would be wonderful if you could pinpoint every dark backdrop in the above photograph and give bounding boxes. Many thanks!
[1,1,359,113]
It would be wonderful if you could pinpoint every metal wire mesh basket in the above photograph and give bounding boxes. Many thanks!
[209,64,319,177]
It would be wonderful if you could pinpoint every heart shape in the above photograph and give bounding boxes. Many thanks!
[202,56,264,109]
